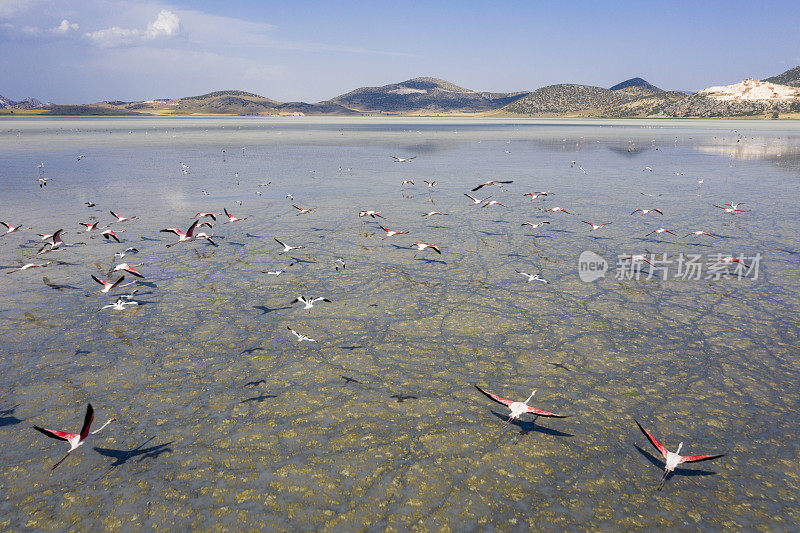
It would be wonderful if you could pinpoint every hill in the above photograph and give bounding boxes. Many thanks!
[609,77,661,92]
[501,84,683,117]
[92,90,357,116]
[329,77,527,114]
[659,78,800,117]
[764,65,800,87]
[0,95,46,110]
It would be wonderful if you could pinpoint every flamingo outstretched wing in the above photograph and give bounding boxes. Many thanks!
[527,406,568,418]
[79,404,94,440]
[680,453,726,464]
[32,426,74,441]
[635,419,668,458]
[474,385,513,407]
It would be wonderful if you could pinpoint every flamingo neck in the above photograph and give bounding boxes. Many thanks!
[676,442,683,454]
[524,389,537,405]
[91,418,116,434]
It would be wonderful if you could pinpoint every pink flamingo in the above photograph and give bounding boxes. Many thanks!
[33,404,116,470]
[475,386,567,422]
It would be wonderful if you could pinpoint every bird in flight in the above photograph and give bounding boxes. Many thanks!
[631,208,663,215]
[411,242,441,256]
[635,419,726,490]
[464,194,491,206]
[293,205,315,215]
[288,326,316,342]
[582,221,612,231]
[32,403,116,470]
[521,221,550,229]
[291,296,332,310]
[379,226,408,238]
[161,220,199,247]
[475,385,567,423]
[516,270,549,283]
[392,156,416,162]
[359,210,382,219]
[274,238,303,254]
[472,180,513,191]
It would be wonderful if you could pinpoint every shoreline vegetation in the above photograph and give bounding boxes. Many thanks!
[2,68,800,119]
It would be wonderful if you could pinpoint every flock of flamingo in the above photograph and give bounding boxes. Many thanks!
[1,151,739,491]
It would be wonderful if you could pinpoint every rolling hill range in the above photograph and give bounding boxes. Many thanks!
[3,66,800,117]
[329,77,527,114]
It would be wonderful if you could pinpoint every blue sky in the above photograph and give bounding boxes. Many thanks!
[1,0,799,103]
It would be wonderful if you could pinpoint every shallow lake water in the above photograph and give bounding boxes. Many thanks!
[0,116,799,531]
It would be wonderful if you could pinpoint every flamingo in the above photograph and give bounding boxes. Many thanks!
[194,212,218,221]
[401,180,415,186]
[359,210,383,218]
[516,270,549,283]
[683,230,714,238]
[80,222,100,232]
[635,419,725,490]
[91,275,126,294]
[378,226,408,237]
[274,238,303,254]
[423,180,437,189]
[288,326,316,342]
[713,204,744,214]
[10,262,50,273]
[33,404,116,470]
[101,229,122,243]
[291,296,331,310]
[521,221,550,229]
[38,177,53,187]
[109,211,136,223]
[545,207,572,214]
[481,200,506,208]
[100,298,139,311]
[645,228,676,237]
[161,220,199,247]
[195,232,217,246]
[421,211,448,217]
[523,191,550,199]
[293,205,315,215]
[392,156,416,162]
[1,221,30,235]
[411,242,441,255]
[223,208,246,223]
[334,258,346,271]
[475,386,567,422]
[111,263,144,278]
[582,221,612,231]
[464,194,491,206]
[631,208,663,215]
[114,247,138,259]
[472,180,513,191]
[37,229,65,254]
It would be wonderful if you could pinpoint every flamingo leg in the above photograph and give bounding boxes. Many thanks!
[52,450,72,470]
[657,469,669,491]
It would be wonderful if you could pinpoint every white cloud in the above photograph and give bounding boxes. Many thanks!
[52,19,77,34]
[84,8,180,47]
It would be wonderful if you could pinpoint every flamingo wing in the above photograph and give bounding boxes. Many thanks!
[527,406,568,418]
[90,274,106,287]
[108,275,125,290]
[471,183,488,191]
[79,404,94,440]
[185,220,200,238]
[33,426,75,441]
[635,419,668,458]
[679,453,726,464]
[474,385,513,407]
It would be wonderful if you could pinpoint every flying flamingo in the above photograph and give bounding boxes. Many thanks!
[1,221,31,235]
[161,220,199,247]
[359,210,383,218]
[472,180,513,191]
[521,221,550,229]
[194,212,218,221]
[635,419,725,490]
[411,242,441,256]
[288,326,316,342]
[481,200,506,208]
[293,205,315,215]
[645,228,676,237]
[33,403,116,470]
[423,180,437,189]
[421,211,448,217]
[631,208,663,215]
[582,221,612,231]
[464,194,491,206]
[80,222,100,232]
[401,180,415,186]
[111,263,144,278]
[378,226,408,237]
[223,208,246,223]
[392,156,416,162]
[91,274,127,294]
[523,191,550,199]
[713,204,744,214]
[274,238,303,254]
[683,230,715,238]
[475,385,567,422]
[545,207,572,214]
[10,262,50,273]
[516,270,549,283]
[101,229,122,243]
[109,211,136,223]
[291,296,331,310]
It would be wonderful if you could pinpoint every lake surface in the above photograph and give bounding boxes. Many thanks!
[1,116,799,530]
